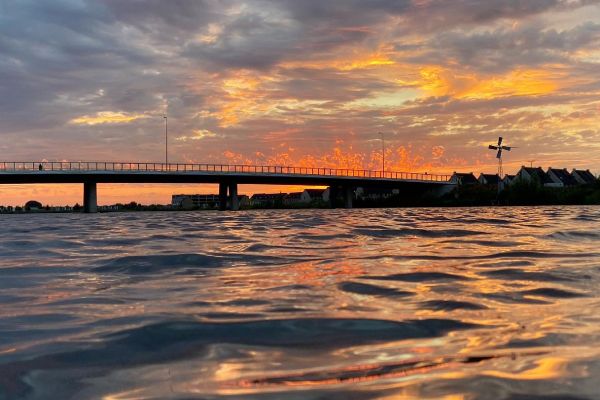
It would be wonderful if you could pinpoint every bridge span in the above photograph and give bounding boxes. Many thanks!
[0,162,454,212]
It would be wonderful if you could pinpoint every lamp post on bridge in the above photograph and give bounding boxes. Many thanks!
[164,115,168,165]
[378,132,385,175]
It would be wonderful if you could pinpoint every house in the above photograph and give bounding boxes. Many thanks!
[450,172,479,185]
[478,173,500,185]
[502,174,515,185]
[499,174,515,190]
[515,166,558,187]
[547,168,578,187]
[250,193,285,207]
[172,194,248,209]
[237,195,249,208]
[302,188,330,203]
[172,194,221,209]
[284,192,306,205]
[571,169,596,185]
[98,205,120,212]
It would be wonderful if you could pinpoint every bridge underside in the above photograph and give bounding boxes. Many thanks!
[0,172,453,213]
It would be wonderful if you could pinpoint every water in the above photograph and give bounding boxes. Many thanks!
[1,207,600,399]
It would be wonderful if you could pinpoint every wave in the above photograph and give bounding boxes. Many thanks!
[353,227,488,238]
[362,272,470,282]
[93,252,294,274]
[338,282,413,297]
[238,350,546,389]
[0,317,484,395]
[481,268,578,282]
[420,300,487,311]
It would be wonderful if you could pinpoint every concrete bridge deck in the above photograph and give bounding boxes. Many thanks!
[0,162,453,212]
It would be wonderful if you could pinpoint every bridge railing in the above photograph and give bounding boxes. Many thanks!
[0,161,452,182]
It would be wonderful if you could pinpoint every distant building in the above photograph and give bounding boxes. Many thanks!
[571,169,596,185]
[302,188,330,203]
[478,173,500,185]
[236,195,249,208]
[500,174,515,191]
[502,174,515,184]
[547,168,578,187]
[250,193,285,207]
[284,192,305,205]
[172,194,220,209]
[515,166,557,187]
[450,172,479,185]
[172,194,248,209]
[98,205,120,212]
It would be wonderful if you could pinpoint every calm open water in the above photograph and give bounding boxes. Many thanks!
[1,207,600,399]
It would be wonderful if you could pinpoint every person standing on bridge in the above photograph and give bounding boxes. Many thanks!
[38,163,43,171]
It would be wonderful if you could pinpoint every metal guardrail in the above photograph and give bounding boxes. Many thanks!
[0,161,452,182]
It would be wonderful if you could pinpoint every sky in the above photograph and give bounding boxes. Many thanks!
[1,0,600,205]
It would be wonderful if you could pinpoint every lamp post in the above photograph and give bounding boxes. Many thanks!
[164,115,168,165]
[378,132,385,175]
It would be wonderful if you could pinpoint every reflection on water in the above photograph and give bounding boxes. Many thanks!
[1,206,600,399]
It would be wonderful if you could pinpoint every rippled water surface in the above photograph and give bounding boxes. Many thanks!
[1,207,600,399]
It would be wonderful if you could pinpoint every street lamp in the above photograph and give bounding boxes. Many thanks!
[378,132,385,175]
[164,115,168,165]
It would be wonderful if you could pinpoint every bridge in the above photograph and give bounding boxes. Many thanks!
[0,161,454,212]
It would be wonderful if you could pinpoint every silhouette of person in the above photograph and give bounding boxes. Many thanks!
[38,164,43,171]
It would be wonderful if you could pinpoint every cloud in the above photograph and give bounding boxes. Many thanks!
[69,111,146,125]
[422,22,600,73]
[184,13,302,71]
[398,0,600,32]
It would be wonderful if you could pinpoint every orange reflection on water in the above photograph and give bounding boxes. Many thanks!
[481,356,570,381]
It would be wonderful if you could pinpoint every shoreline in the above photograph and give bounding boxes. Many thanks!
[2,202,600,215]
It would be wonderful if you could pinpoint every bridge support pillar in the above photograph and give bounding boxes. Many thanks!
[228,182,239,211]
[219,182,228,211]
[328,186,337,208]
[83,182,97,213]
[343,186,353,209]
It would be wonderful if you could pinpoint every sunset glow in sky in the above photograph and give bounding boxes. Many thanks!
[2,0,600,205]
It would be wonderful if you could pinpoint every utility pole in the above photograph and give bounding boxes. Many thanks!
[379,132,385,175]
[164,115,168,165]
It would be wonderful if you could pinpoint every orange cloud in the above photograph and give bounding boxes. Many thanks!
[337,54,396,71]
[279,46,397,72]
[417,66,560,99]
[69,111,145,125]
